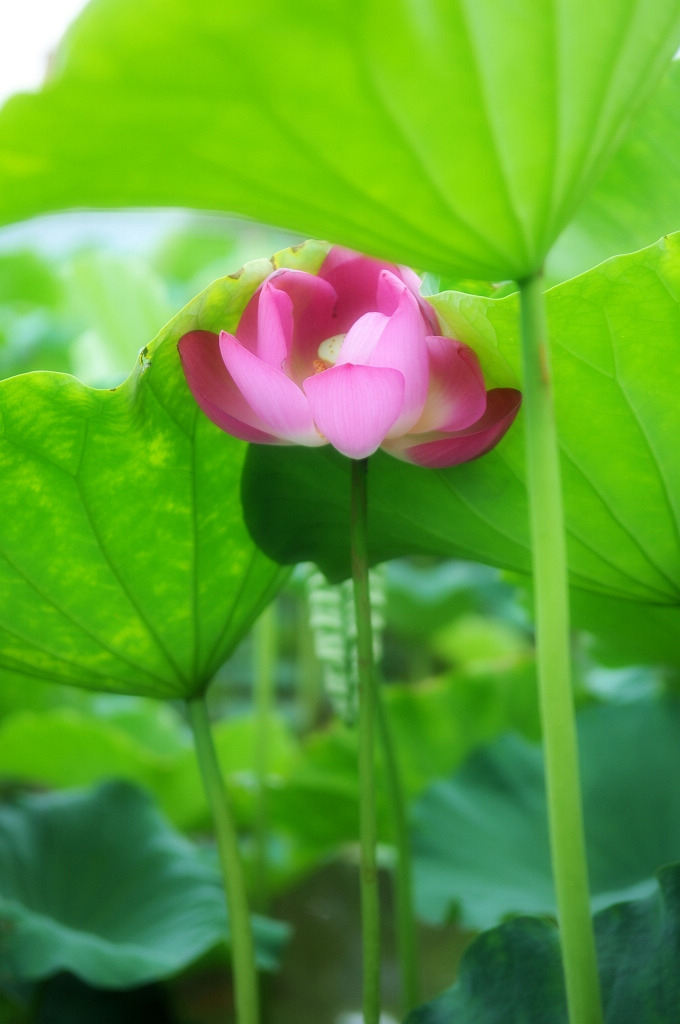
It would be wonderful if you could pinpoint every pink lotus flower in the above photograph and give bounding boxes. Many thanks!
[178,247,520,467]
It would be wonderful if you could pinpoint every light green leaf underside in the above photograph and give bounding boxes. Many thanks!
[245,234,680,605]
[0,243,327,698]
[0,782,287,987]
[570,588,680,669]
[550,59,680,282]
[0,0,679,279]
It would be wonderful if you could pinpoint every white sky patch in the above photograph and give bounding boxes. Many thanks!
[0,0,89,107]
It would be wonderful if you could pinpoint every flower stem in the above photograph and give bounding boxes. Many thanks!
[297,594,323,730]
[253,603,277,913]
[187,695,260,1024]
[350,456,382,1024]
[375,685,420,1013]
[517,273,603,1024]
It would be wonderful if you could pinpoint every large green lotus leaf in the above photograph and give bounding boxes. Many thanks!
[0,782,287,987]
[411,700,680,930]
[244,234,680,605]
[0,1,679,281]
[0,245,332,698]
[405,864,680,1024]
[550,59,680,283]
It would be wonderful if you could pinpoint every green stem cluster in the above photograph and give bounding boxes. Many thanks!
[518,274,603,1024]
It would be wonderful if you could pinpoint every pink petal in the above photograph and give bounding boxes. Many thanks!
[178,330,280,443]
[376,264,440,331]
[318,248,410,333]
[334,288,428,437]
[253,280,293,368]
[378,264,438,331]
[376,269,407,316]
[387,264,440,333]
[412,337,488,434]
[369,287,429,436]
[270,269,338,350]
[219,331,324,446]
[237,269,338,381]
[303,363,405,459]
[335,312,389,365]
[320,246,438,333]
[384,388,522,468]
[318,248,389,328]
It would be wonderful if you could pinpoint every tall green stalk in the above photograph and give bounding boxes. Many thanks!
[253,604,277,913]
[188,695,260,1024]
[375,684,420,1012]
[350,456,382,1024]
[518,273,603,1024]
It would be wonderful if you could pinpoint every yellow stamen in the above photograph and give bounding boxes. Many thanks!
[317,334,345,365]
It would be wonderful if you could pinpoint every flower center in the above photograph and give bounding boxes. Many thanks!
[316,334,345,367]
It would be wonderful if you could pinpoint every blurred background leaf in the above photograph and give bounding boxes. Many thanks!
[411,699,680,929]
[0,213,299,386]
[405,862,680,1024]
[0,782,287,988]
